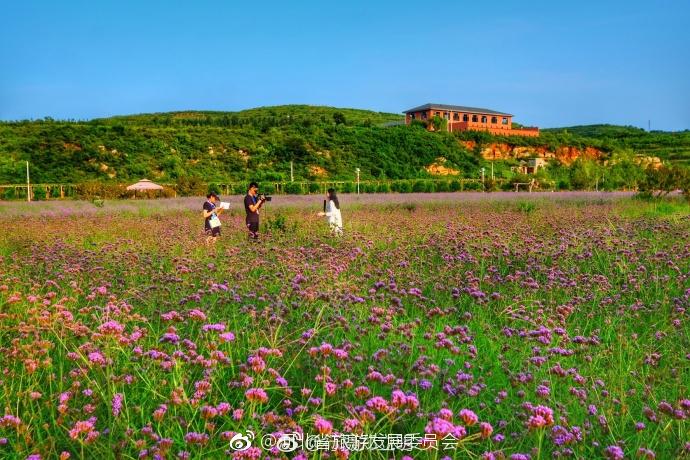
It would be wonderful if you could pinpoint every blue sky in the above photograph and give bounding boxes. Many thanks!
[1,0,689,129]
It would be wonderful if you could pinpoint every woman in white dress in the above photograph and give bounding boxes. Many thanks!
[318,188,343,237]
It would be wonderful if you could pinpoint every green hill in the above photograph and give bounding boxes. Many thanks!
[542,124,690,165]
[0,106,688,190]
[0,105,482,184]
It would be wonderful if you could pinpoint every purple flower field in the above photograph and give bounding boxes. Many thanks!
[0,192,636,217]
[0,193,688,459]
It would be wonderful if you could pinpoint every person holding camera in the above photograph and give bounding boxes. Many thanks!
[203,192,224,245]
[244,182,265,240]
[317,188,343,237]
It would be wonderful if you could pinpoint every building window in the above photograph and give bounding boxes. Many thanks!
[502,117,508,125]
[463,114,469,122]
[410,114,415,120]
[491,116,497,124]
[453,113,459,121]
[435,112,440,117]
[472,115,478,122]
[481,116,487,123]
[422,112,427,120]
[444,112,449,119]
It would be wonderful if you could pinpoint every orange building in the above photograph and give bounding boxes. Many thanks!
[404,103,539,137]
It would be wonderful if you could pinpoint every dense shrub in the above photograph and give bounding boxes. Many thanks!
[638,164,690,198]
[283,182,303,195]
[484,179,499,192]
[464,181,482,191]
[75,182,128,200]
[176,176,206,196]
[376,182,391,193]
[207,183,221,195]
[363,182,378,193]
[435,181,450,192]
[557,179,571,190]
[396,181,413,193]
[232,183,248,195]
[32,187,47,200]
[161,187,177,198]
[412,180,426,193]
[501,181,515,191]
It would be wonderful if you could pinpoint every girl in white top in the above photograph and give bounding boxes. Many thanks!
[318,188,343,237]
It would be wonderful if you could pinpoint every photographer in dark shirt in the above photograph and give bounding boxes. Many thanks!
[244,182,265,239]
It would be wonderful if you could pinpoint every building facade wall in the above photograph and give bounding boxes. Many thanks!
[405,106,538,137]
[448,122,540,137]
[408,110,512,127]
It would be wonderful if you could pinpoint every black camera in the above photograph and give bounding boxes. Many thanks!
[258,194,272,202]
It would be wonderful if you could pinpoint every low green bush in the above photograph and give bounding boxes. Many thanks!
[32,187,47,200]
[412,180,426,193]
[363,183,377,193]
[376,182,391,193]
[283,182,303,195]
[435,181,450,192]
[397,181,413,193]
[464,181,482,191]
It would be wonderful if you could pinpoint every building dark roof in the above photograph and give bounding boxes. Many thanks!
[403,103,512,117]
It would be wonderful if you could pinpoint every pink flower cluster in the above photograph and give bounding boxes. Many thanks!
[245,388,269,404]
[68,417,99,443]
[527,404,555,430]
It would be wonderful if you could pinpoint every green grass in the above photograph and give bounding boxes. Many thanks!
[0,197,688,458]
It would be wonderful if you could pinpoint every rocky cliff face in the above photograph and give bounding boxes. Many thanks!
[630,156,663,170]
[425,158,460,176]
[459,141,604,165]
